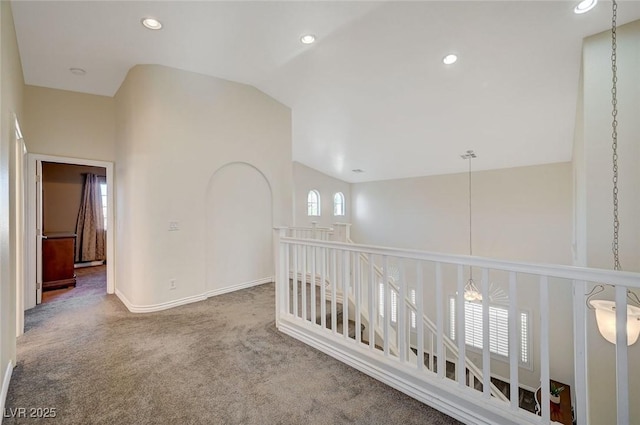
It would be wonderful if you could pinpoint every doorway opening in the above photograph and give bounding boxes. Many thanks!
[25,154,114,319]
[40,162,108,304]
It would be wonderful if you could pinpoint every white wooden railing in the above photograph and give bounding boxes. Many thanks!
[274,226,640,425]
[352,248,509,402]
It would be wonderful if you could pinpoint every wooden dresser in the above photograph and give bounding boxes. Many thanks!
[43,233,77,291]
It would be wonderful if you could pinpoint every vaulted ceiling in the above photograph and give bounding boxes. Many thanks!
[11,1,640,182]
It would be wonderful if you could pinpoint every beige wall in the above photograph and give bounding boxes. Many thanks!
[22,85,115,162]
[42,162,106,233]
[351,162,574,389]
[0,0,24,404]
[581,20,640,425]
[114,65,292,307]
[293,161,352,228]
[352,162,573,264]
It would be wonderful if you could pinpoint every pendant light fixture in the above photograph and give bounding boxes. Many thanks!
[461,150,482,302]
[586,0,640,346]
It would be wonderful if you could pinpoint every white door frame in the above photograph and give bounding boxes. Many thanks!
[25,153,115,312]
[12,114,26,336]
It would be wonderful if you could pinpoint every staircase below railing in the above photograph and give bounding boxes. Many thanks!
[350,247,509,402]
[274,225,640,425]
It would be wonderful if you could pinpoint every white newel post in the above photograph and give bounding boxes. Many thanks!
[333,222,352,242]
[274,227,287,328]
[311,221,318,239]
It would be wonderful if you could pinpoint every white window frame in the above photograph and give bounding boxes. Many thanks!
[333,192,345,216]
[449,297,531,369]
[99,177,107,229]
[307,189,321,216]
[378,282,398,323]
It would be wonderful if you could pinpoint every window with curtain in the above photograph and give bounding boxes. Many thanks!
[75,173,106,262]
[307,190,320,216]
[333,192,345,216]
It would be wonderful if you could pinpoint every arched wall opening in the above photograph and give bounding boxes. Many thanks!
[205,162,274,294]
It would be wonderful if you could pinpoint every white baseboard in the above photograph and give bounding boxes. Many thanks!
[204,276,273,298]
[1,361,14,425]
[115,289,207,314]
[114,277,273,314]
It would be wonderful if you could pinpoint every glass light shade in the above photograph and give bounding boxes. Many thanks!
[574,0,597,14]
[589,300,640,345]
[463,279,483,302]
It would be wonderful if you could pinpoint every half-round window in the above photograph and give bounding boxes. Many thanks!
[333,192,345,216]
[308,190,321,216]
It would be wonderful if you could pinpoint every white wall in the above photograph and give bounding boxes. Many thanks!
[351,162,574,389]
[581,20,640,425]
[114,64,292,308]
[0,0,24,411]
[293,161,351,228]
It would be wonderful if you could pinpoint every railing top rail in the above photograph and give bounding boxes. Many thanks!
[280,236,640,288]
[286,226,333,231]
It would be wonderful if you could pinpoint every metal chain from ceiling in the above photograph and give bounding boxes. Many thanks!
[611,0,621,271]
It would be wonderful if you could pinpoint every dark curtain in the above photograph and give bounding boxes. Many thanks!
[75,173,105,262]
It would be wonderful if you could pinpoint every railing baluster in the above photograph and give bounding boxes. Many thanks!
[573,280,589,425]
[436,262,444,379]
[321,248,326,329]
[456,265,466,386]
[540,275,550,422]
[285,243,290,315]
[615,285,630,425]
[481,268,490,399]
[355,252,362,344]
[417,262,424,371]
[302,246,307,322]
[398,259,407,363]
[274,237,287,327]
[508,272,518,411]
[383,255,390,357]
[369,254,375,350]
[332,249,337,335]
[429,332,434,372]
[311,246,317,325]
[343,250,349,339]
[293,244,299,318]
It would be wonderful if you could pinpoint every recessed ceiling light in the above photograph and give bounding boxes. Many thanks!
[574,0,597,14]
[443,54,458,65]
[69,68,86,76]
[300,34,316,44]
[352,169,364,173]
[141,17,163,30]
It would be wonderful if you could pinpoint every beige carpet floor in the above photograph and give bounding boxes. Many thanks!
[42,265,107,303]
[5,279,462,425]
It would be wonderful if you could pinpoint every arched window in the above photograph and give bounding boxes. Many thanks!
[307,190,321,216]
[333,192,345,216]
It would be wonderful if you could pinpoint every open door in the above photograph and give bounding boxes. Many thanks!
[35,159,43,304]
